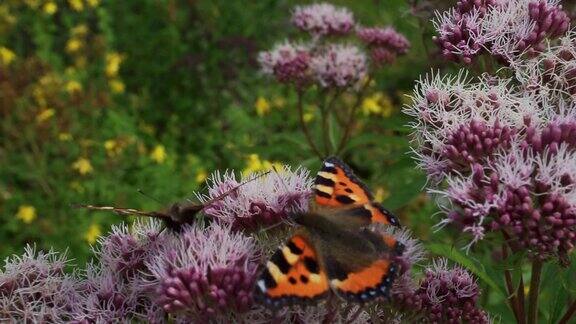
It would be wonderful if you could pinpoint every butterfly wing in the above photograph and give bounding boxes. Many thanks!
[313,157,399,226]
[325,229,404,303]
[254,230,330,308]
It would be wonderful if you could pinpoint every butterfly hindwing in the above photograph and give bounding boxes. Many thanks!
[254,230,330,308]
[326,229,404,303]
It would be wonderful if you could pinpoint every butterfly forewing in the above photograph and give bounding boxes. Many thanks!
[313,157,400,227]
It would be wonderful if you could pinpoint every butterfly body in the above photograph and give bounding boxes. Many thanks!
[255,157,404,308]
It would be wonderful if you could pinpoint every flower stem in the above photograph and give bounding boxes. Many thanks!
[527,259,543,324]
[336,77,371,154]
[559,298,576,324]
[296,89,323,159]
[502,244,521,323]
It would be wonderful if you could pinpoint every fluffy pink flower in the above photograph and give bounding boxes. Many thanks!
[291,3,355,37]
[199,166,313,231]
[357,27,410,65]
[258,41,311,86]
[310,44,368,88]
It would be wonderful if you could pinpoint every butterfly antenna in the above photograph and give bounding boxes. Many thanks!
[272,165,291,194]
[73,204,166,219]
[137,189,163,205]
[202,170,271,206]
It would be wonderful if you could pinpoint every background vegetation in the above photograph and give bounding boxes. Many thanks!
[2,1,576,322]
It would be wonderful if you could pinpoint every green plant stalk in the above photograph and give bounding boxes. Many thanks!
[517,275,527,324]
[336,77,371,154]
[321,90,342,156]
[296,89,323,159]
[559,299,576,324]
[527,259,543,324]
[502,244,521,323]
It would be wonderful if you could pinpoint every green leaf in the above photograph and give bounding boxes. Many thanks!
[427,242,506,297]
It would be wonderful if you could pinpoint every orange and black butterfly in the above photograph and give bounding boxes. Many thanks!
[254,157,403,308]
[76,172,269,231]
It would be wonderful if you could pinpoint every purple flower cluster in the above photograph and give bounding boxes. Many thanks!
[0,246,79,322]
[392,259,489,324]
[146,222,260,321]
[432,0,570,63]
[199,167,313,231]
[407,31,576,261]
[259,3,410,89]
[357,27,411,65]
[291,3,355,37]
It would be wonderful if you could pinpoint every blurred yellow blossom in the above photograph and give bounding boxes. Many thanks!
[109,79,125,93]
[150,145,167,164]
[65,80,82,94]
[255,97,270,116]
[243,154,282,175]
[65,38,82,53]
[86,0,100,8]
[361,93,383,115]
[0,46,15,65]
[36,109,55,123]
[69,181,85,193]
[374,186,390,202]
[43,2,57,15]
[272,96,286,109]
[16,205,36,224]
[380,95,394,118]
[104,139,122,157]
[68,0,84,11]
[195,170,208,184]
[303,112,314,123]
[71,24,88,36]
[105,52,124,77]
[72,157,93,175]
[84,223,101,244]
[59,133,72,141]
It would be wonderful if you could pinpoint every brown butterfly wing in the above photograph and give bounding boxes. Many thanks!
[254,229,330,308]
[313,157,400,227]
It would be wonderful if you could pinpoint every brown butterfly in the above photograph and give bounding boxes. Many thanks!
[254,157,403,308]
[76,171,269,231]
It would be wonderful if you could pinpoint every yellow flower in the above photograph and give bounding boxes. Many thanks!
[150,145,167,164]
[109,79,125,93]
[272,96,286,109]
[255,97,271,116]
[71,24,88,36]
[0,46,16,65]
[58,133,72,141]
[43,2,57,15]
[16,205,37,224]
[72,157,93,175]
[242,154,281,175]
[65,38,82,53]
[86,0,100,7]
[380,95,394,118]
[195,170,208,184]
[36,108,55,123]
[84,223,101,244]
[361,93,383,116]
[105,52,124,77]
[68,0,84,11]
[374,186,390,202]
[303,112,314,123]
[65,80,82,94]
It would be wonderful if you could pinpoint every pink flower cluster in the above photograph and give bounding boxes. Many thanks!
[259,3,410,88]
[433,0,570,63]
[291,3,355,37]
[407,32,576,262]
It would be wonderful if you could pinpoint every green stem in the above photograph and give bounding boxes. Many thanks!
[527,259,543,324]
[559,298,576,324]
[502,244,521,323]
[296,89,323,159]
[336,77,371,154]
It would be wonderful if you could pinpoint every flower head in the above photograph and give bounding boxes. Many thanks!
[199,166,313,231]
[0,246,79,322]
[15,205,37,224]
[310,44,367,88]
[291,3,355,37]
[145,223,260,320]
[357,27,410,65]
[258,41,311,86]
